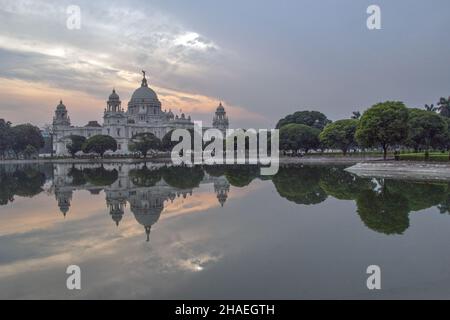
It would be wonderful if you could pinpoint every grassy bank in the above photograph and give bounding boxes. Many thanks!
[399,152,450,162]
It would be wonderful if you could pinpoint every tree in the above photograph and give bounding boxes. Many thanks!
[355,101,409,159]
[319,119,359,155]
[437,97,450,117]
[279,123,321,154]
[162,129,202,151]
[0,119,12,159]
[162,130,178,152]
[129,132,162,158]
[23,145,37,159]
[66,135,86,158]
[82,135,117,158]
[10,124,44,158]
[276,111,331,130]
[351,111,361,120]
[407,109,448,160]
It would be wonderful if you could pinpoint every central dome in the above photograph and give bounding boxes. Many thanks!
[131,86,158,102]
[130,71,159,103]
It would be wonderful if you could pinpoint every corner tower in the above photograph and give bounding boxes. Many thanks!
[213,102,229,133]
[53,100,71,128]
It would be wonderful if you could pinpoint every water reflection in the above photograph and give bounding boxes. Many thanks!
[1,163,450,238]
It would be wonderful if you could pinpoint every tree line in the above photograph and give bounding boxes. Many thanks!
[65,130,179,158]
[0,120,44,159]
[276,96,450,160]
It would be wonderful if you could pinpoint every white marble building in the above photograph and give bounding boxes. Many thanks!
[52,71,229,156]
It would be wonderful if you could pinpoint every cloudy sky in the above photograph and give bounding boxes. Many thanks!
[0,0,449,128]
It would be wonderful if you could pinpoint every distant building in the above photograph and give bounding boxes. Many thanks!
[52,71,229,156]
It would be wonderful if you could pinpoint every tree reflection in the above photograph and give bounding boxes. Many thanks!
[272,166,328,205]
[386,180,448,212]
[129,166,162,187]
[4,163,450,237]
[162,166,204,189]
[83,167,118,186]
[224,165,260,188]
[319,167,375,200]
[356,188,410,235]
[0,166,45,205]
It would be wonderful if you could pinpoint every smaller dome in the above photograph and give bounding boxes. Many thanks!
[57,100,66,110]
[109,89,120,101]
[217,102,225,112]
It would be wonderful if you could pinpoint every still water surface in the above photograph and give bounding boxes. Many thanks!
[1,163,450,299]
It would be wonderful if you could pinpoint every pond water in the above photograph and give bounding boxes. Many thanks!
[1,163,450,299]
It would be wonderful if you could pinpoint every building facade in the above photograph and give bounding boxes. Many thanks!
[52,71,229,156]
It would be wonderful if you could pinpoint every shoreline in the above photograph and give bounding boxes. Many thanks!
[0,156,386,165]
[346,162,450,181]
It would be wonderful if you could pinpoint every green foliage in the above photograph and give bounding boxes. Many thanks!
[203,165,227,177]
[399,152,450,162]
[129,166,162,187]
[279,123,320,153]
[407,109,448,157]
[224,165,260,187]
[319,119,359,155]
[276,110,331,130]
[23,145,38,159]
[356,189,410,235]
[162,129,203,152]
[319,167,375,200]
[0,166,46,204]
[0,119,12,157]
[82,135,117,157]
[387,180,448,212]
[10,124,44,158]
[68,167,87,186]
[66,135,86,158]
[129,132,162,158]
[83,166,118,186]
[162,166,205,189]
[272,166,328,205]
[355,101,409,159]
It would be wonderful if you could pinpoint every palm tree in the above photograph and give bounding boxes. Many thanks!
[351,111,361,120]
[424,104,436,112]
[437,97,450,117]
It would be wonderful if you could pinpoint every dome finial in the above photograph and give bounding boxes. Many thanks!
[141,70,148,87]
[145,226,151,242]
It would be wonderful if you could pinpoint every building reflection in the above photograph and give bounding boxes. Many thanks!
[52,163,231,242]
[3,163,450,237]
